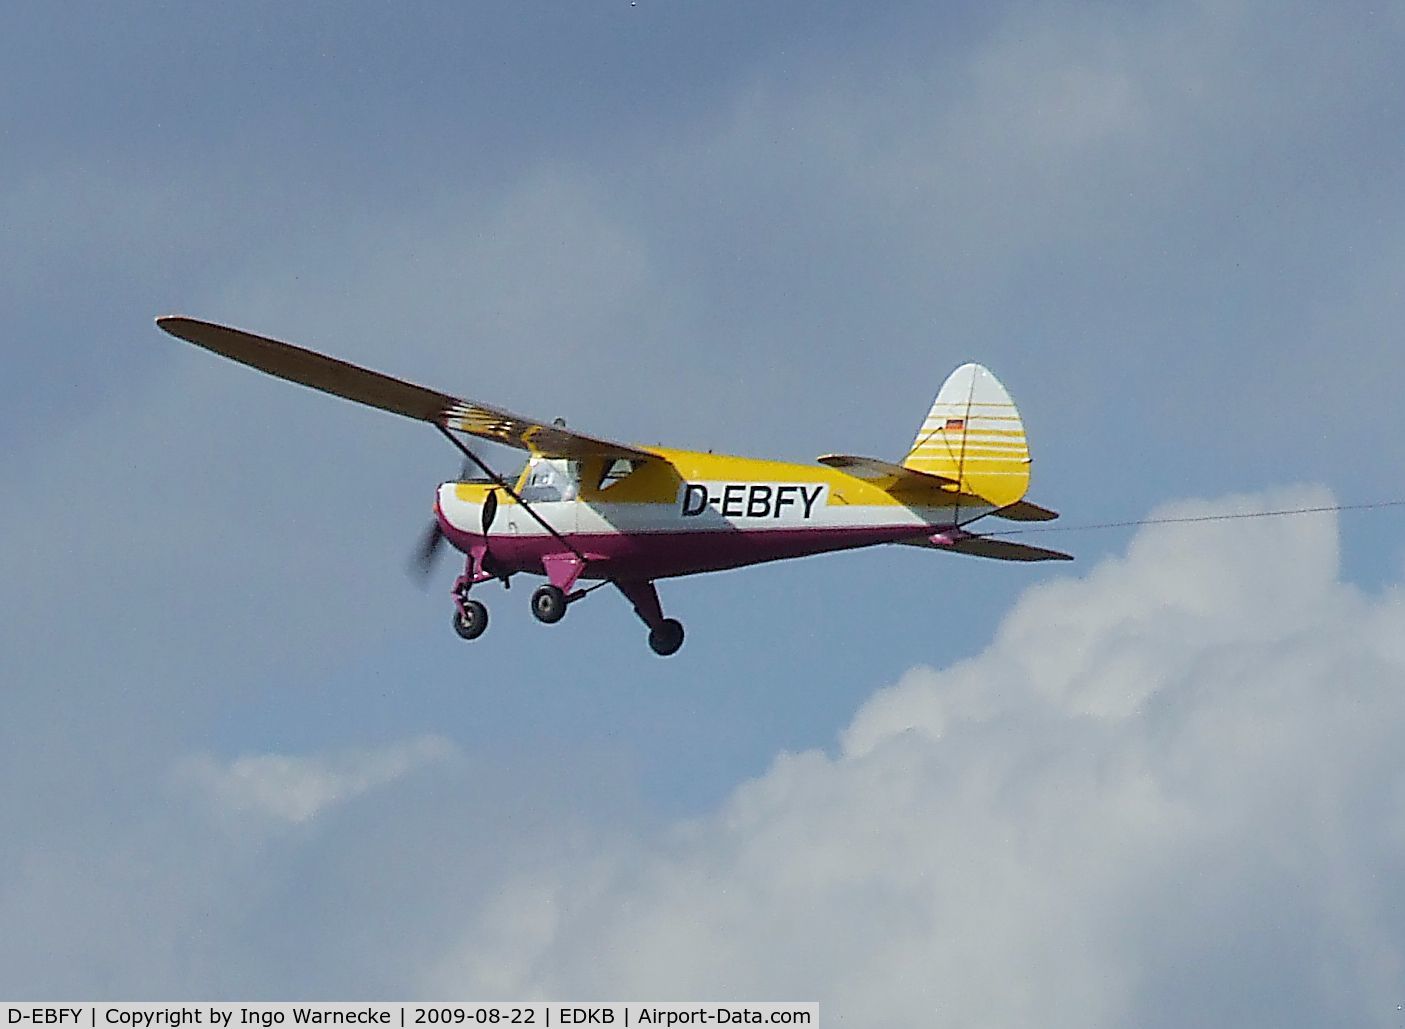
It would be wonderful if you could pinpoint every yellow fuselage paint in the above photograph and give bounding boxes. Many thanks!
[449,447,976,537]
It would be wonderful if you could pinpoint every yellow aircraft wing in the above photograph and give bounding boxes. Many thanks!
[156,316,656,461]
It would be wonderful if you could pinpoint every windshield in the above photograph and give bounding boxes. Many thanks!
[518,457,581,502]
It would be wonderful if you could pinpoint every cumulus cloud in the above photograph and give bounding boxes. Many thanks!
[181,736,457,824]
[7,0,1405,1012]
[428,489,1405,1028]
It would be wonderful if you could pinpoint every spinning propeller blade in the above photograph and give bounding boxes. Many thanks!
[412,520,448,579]
[411,456,484,581]
[481,489,499,534]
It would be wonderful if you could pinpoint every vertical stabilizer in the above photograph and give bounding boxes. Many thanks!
[903,363,1030,509]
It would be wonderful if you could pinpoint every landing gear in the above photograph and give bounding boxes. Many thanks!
[616,581,685,657]
[453,599,488,640]
[648,617,685,656]
[451,564,489,641]
[449,570,684,654]
[531,584,568,624]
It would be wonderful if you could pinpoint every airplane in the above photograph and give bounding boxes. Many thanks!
[156,316,1072,656]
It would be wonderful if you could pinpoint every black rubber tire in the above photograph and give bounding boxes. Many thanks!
[453,599,489,640]
[531,584,568,624]
[647,618,685,656]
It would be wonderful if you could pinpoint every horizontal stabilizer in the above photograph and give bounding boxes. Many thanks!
[992,499,1059,522]
[895,529,1073,562]
[817,454,958,490]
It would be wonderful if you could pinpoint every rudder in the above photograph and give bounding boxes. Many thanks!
[903,363,1030,509]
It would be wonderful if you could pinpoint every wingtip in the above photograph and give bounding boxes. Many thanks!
[155,314,212,343]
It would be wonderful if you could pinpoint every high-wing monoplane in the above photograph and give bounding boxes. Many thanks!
[156,317,1070,655]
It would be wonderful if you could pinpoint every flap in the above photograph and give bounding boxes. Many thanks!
[157,316,656,461]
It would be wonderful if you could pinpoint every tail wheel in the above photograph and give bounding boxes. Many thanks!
[648,618,685,657]
[453,599,489,640]
[531,584,568,624]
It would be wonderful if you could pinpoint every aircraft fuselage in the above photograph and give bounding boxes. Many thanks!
[435,447,991,582]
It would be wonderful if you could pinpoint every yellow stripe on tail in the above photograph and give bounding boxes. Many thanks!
[903,363,1031,509]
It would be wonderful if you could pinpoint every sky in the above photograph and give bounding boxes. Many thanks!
[3,0,1405,1023]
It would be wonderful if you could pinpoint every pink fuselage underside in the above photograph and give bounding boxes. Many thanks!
[436,518,925,582]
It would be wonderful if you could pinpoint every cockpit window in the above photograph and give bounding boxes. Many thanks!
[455,463,500,484]
[598,458,641,490]
[519,458,581,502]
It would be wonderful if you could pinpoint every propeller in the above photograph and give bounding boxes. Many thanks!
[411,457,489,581]
[481,488,499,533]
[413,519,449,578]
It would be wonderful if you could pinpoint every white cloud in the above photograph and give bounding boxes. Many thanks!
[427,489,1405,1027]
[6,0,1405,1010]
[181,735,457,824]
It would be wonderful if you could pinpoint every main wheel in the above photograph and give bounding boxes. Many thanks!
[531,584,568,624]
[453,599,489,640]
[647,618,685,656]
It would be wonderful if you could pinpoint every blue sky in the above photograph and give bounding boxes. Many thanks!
[5,1,1405,1022]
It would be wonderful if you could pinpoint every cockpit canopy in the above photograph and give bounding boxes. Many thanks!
[513,456,646,501]
[518,457,581,502]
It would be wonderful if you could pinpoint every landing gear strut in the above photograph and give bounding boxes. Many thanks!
[616,580,685,657]
[451,564,490,642]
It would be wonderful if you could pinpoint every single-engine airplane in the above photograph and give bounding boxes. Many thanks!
[156,316,1071,656]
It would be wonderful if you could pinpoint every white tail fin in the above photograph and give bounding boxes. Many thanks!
[903,363,1030,509]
